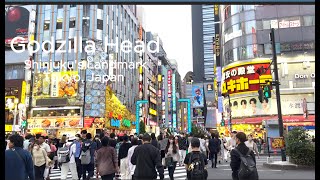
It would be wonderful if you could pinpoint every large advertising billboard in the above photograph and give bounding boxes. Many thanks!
[224,94,314,118]
[222,60,272,95]
[192,85,204,108]
[5,5,35,44]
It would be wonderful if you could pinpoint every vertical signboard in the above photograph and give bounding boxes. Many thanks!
[214,5,223,117]
[167,70,172,127]
[172,73,176,128]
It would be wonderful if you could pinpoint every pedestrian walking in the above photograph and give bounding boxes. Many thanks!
[199,135,208,157]
[60,137,78,180]
[73,134,82,180]
[230,132,258,180]
[256,137,263,154]
[208,133,220,168]
[23,134,33,150]
[94,135,102,150]
[226,131,237,161]
[38,136,52,156]
[5,134,35,180]
[116,136,124,155]
[131,133,164,180]
[151,133,161,149]
[118,135,132,179]
[95,137,119,180]
[31,140,51,180]
[184,137,208,180]
[165,135,180,180]
[219,133,228,163]
[108,133,117,148]
[187,133,194,153]
[127,138,139,179]
[80,133,97,180]
[178,133,188,166]
[158,134,168,166]
[245,134,260,159]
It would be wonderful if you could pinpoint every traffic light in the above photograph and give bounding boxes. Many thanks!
[221,119,225,126]
[263,85,271,98]
[21,120,27,129]
[258,88,264,103]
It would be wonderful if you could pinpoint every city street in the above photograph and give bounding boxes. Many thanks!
[49,156,315,180]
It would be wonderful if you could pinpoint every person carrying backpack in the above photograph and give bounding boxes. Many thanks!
[184,137,208,180]
[80,133,97,180]
[230,132,258,180]
[58,137,78,180]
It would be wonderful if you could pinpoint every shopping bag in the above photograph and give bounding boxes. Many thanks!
[43,167,50,178]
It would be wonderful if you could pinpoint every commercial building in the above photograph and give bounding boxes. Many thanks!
[218,5,315,145]
[5,5,36,133]
[20,5,141,136]
[191,5,215,82]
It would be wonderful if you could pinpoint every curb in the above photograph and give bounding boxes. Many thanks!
[263,163,315,170]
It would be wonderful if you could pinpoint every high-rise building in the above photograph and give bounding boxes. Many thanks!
[191,5,215,82]
[25,5,141,135]
[218,5,315,140]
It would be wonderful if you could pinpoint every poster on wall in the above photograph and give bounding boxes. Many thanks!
[225,94,314,118]
[5,5,35,44]
[192,86,204,107]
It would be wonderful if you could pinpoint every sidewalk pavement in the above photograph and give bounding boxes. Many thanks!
[263,158,315,170]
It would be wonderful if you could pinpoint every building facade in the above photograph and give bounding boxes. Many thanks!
[192,5,215,82]
[24,5,141,136]
[5,5,37,132]
[218,5,315,144]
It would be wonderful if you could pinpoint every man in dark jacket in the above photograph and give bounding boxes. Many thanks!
[208,133,220,168]
[5,134,35,180]
[108,133,117,148]
[131,133,164,180]
[178,133,188,166]
[230,132,257,180]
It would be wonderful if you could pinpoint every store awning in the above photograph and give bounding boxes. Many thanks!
[225,115,315,125]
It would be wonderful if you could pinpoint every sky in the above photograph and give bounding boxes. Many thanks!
[140,5,193,79]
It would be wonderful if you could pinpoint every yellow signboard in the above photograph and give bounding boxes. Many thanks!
[149,108,157,116]
[21,81,26,104]
[5,125,12,132]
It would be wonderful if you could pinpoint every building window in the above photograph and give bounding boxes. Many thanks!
[97,19,103,30]
[44,21,50,30]
[303,16,315,26]
[245,20,256,34]
[69,20,76,28]
[98,5,103,10]
[58,5,63,9]
[5,64,25,80]
[56,22,62,29]
[70,5,76,8]
[224,6,231,21]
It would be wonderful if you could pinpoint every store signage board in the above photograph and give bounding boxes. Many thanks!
[27,117,82,129]
[270,137,285,149]
[222,60,272,95]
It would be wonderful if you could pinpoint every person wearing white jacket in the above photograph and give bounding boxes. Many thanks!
[60,137,78,180]
[127,138,139,179]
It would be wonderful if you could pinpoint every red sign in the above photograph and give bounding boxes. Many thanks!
[222,62,272,95]
[168,70,172,98]
[84,117,94,128]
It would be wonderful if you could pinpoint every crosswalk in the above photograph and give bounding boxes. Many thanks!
[49,165,187,180]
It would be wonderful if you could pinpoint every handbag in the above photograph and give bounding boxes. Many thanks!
[165,157,174,167]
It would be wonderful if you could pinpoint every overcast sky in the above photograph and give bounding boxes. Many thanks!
[140,5,193,79]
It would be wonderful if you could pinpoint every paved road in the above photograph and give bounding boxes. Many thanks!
[206,156,315,180]
[50,165,187,180]
[50,156,314,179]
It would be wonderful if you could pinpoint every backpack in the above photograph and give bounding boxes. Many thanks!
[57,144,70,163]
[233,149,258,180]
[187,152,207,180]
[80,142,92,165]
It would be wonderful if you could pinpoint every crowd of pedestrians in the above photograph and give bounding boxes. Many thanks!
[6,130,261,180]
